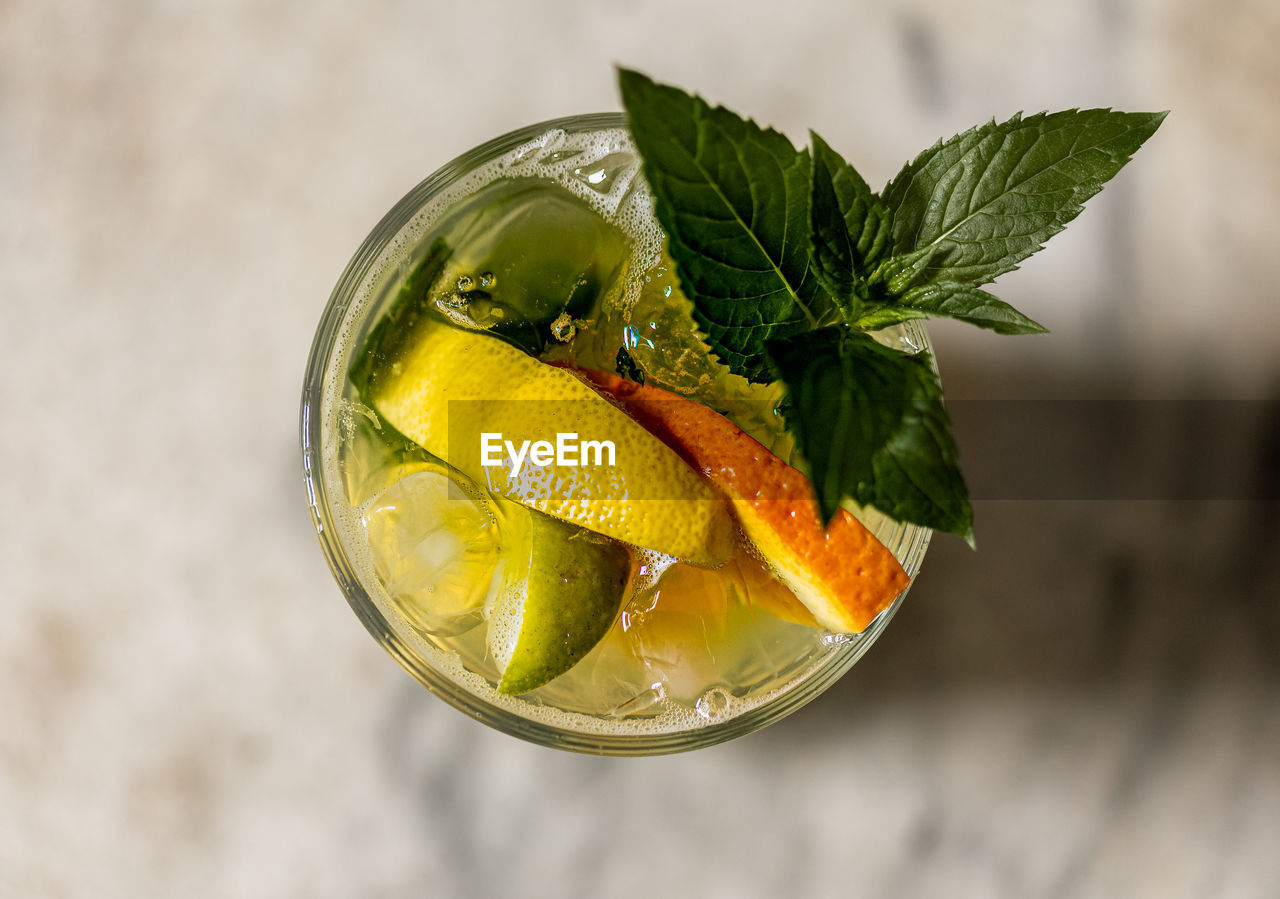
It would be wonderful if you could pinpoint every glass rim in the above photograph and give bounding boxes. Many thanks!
[300,112,931,756]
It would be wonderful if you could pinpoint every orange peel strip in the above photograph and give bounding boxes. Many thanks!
[569,366,909,634]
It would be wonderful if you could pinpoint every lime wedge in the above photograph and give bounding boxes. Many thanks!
[487,501,632,694]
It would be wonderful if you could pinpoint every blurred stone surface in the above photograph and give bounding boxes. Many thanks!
[1,1,1277,896]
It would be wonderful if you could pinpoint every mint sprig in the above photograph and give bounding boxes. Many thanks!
[881,109,1168,286]
[618,68,1164,540]
[617,69,835,383]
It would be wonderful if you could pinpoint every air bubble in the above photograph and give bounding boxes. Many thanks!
[628,548,678,596]
[337,399,380,446]
[622,324,652,350]
[507,143,540,167]
[456,274,474,292]
[539,149,583,164]
[570,151,640,195]
[549,311,577,342]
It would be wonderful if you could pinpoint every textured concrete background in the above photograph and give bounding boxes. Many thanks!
[2,1,1278,896]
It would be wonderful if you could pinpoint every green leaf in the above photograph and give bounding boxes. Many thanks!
[618,67,834,382]
[808,131,892,311]
[852,305,929,331]
[867,243,945,296]
[882,108,1167,286]
[858,282,1048,335]
[767,328,905,520]
[866,360,974,545]
[768,327,973,541]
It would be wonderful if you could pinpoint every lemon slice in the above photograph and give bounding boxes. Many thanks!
[363,467,501,636]
[357,319,735,567]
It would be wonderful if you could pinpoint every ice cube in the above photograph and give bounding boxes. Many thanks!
[623,255,726,400]
[339,401,452,506]
[622,259,796,457]
[362,471,500,637]
[522,617,653,716]
[422,178,632,354]
[622,560,825,708]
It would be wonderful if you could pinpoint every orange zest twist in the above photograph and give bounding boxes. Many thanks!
[565,366,910,634]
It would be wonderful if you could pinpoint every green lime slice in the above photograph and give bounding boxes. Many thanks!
[487,501,631,694]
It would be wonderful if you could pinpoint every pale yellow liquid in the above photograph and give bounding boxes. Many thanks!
[338,403,843,722]
[324,125,918,733]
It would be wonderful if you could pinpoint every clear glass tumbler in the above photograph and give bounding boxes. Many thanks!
[300,113,932,755]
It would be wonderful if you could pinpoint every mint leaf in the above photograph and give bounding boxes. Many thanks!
[857,282,1048,335]
[866,243,945,296]
[618,68,834,382]
[808,131,891,312]
[767,328,906,520]
[864,358,974,545]
[851,305,928,330]
[882,108,1167,286]
[768,327,973,541]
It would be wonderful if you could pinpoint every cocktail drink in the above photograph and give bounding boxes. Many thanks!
[301,114,929,753]
[302,70,1160,753]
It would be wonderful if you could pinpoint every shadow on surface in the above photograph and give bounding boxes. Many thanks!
[768,357,1280,746]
